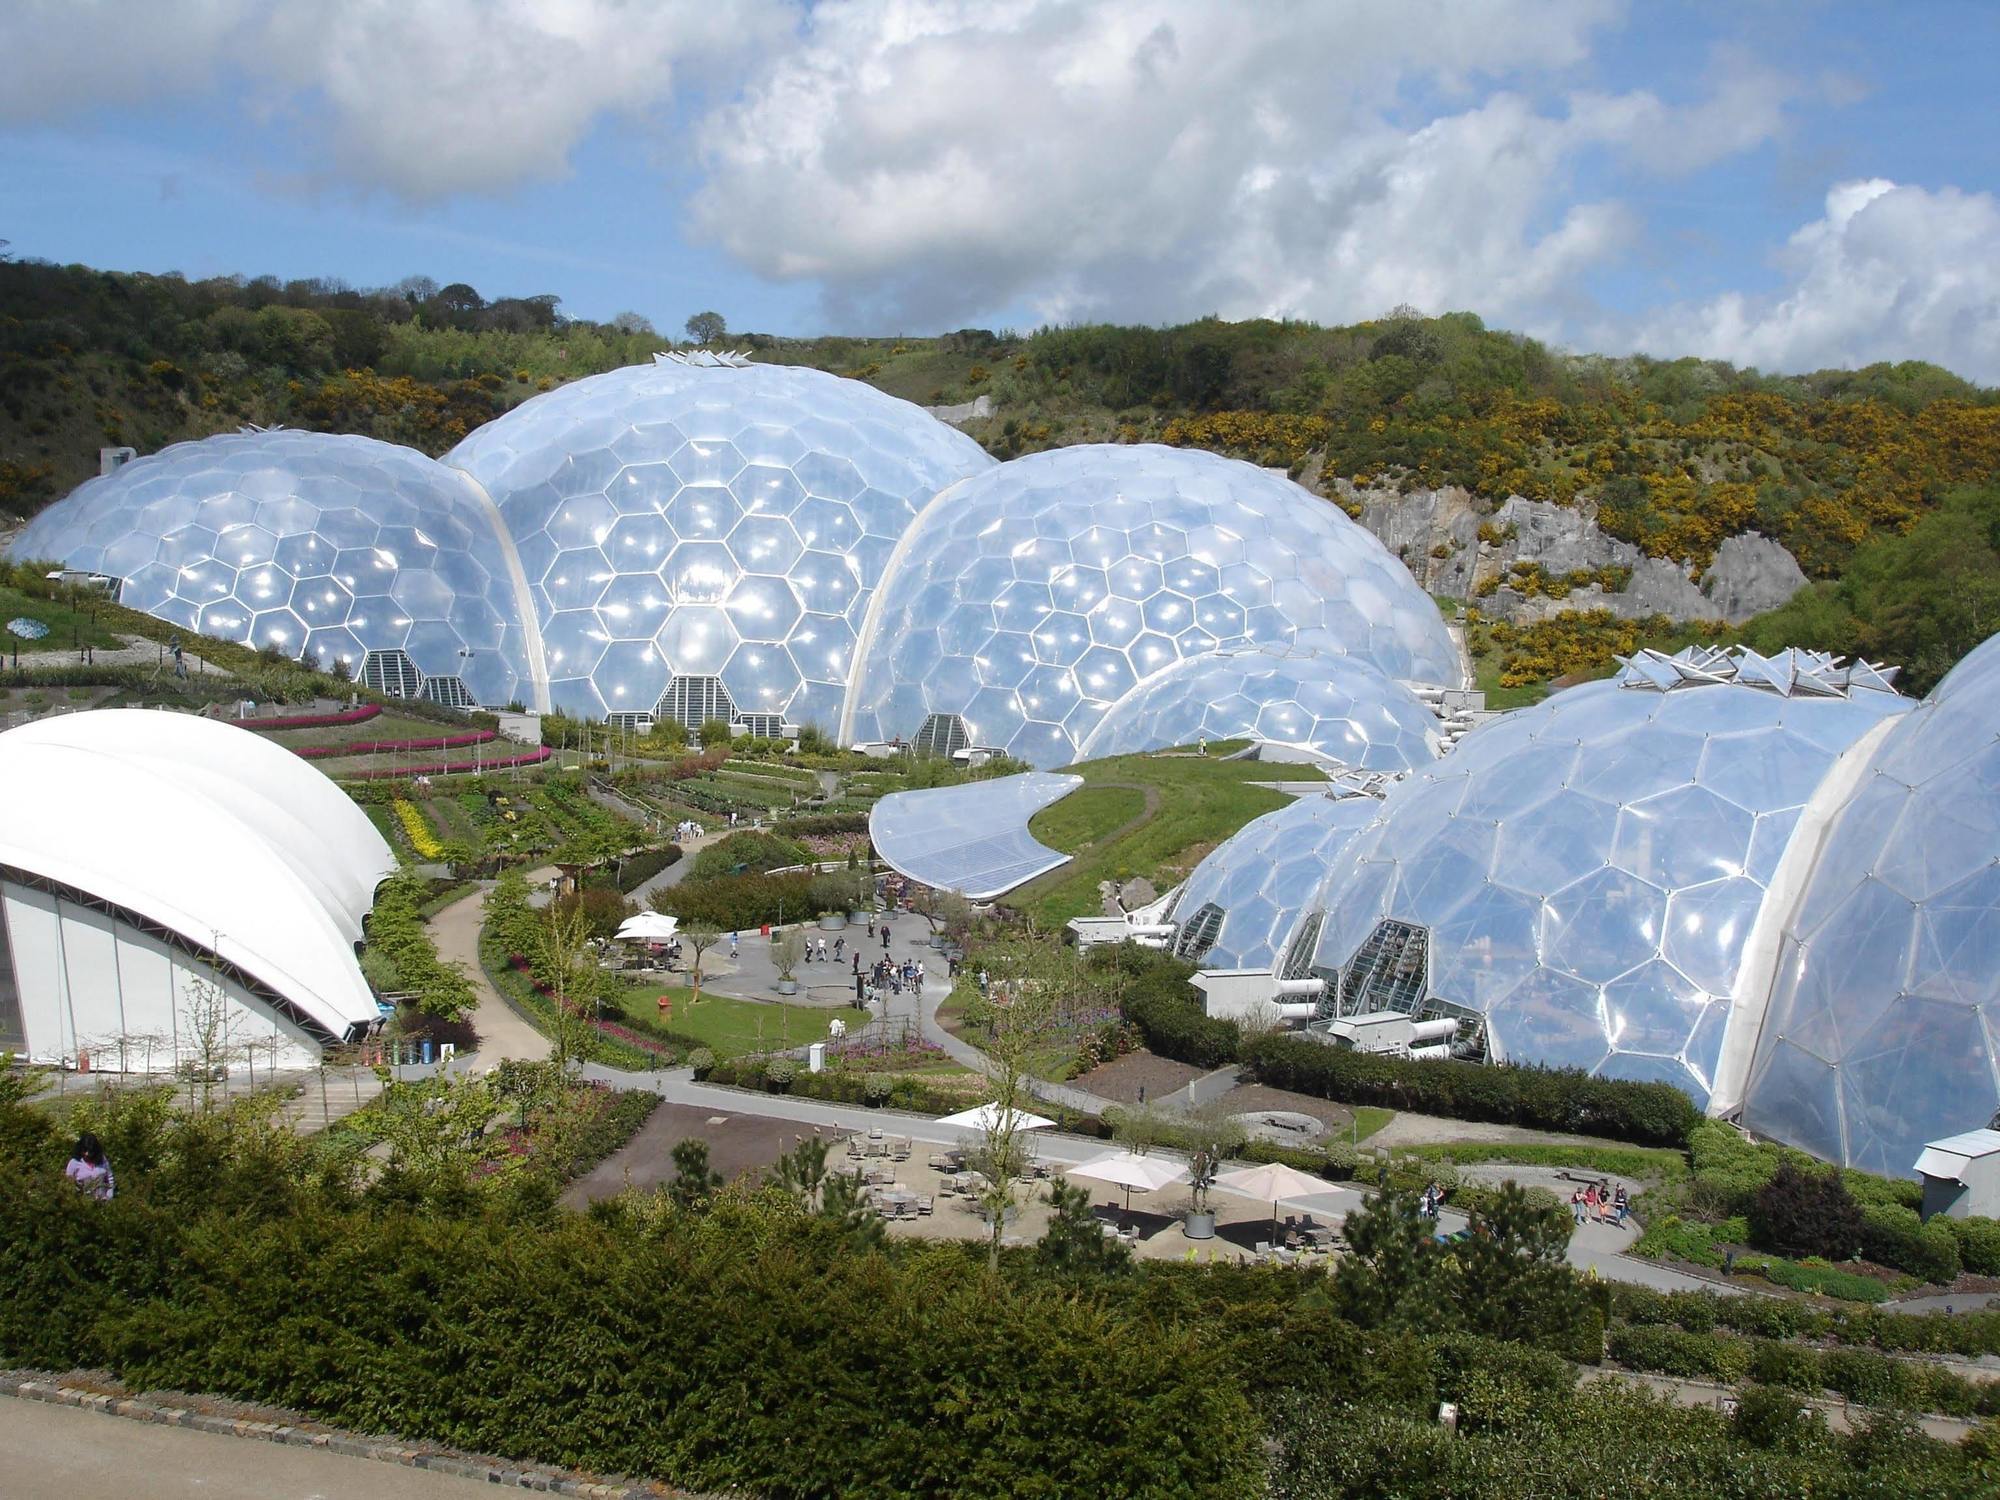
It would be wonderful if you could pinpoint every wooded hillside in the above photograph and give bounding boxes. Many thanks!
[3,257,1996,691]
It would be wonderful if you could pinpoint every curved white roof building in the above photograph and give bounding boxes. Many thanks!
[0,710,392,1069]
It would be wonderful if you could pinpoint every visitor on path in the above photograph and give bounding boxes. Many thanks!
[729,932,739,959]
[65,1132,114,1201]
[1612,1184,1629,1225]
[1570,1189,1586,1225]
[882,927,891,952]
[1583,1182,1600,1222]
[852,952,861,975]
[834,936,844,960]
[867,917,875,939]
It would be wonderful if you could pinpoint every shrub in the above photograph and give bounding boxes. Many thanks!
[1098,945,1240,1068]
[1607,1323,1748,1383]
[651,871,816,930]
[614,844,683,892]
[687,1048,715,1079]
[1747,1338,1824,1390]
[1861,1203,1961,1284]
[862,1073,893,1107]
[1949,1215,2000,1276]
[1751,1160,1863,1261]
[1243,1033,1698,1147]
[763,1058,798,1092]
[1733,1383,1827,1452]
[1752,1257,1888,1302]
[686,830,809,882]
[1822,1347,1924,1410]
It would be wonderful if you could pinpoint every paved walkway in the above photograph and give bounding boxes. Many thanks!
[428,877,550,1068]
[0,1395,497,1499]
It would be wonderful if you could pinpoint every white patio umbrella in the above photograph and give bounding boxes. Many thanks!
[935,1102,1055,1133]
[1211,1161,1337,1233]
[615,911,680,943]
[1066,1150,1191,1212]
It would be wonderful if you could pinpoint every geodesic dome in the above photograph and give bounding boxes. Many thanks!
[840,444,1460,767]
[1168,790,1383,973]
[1743,634,2000,1174]
[1309,648,1910,1107]
[445,356,994,725]
[9,430,540,710]
[1076,643,1440,771]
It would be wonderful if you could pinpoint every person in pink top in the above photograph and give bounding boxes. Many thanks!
[64,1131,115,1201]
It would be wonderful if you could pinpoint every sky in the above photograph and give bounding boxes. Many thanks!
[2,0,1997,382]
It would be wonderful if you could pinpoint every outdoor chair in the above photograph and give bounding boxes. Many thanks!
[917,1195,934,1216]
[892,1140,911,1161]
[928,1153,951,1170]
[1254,1240,1273,1257]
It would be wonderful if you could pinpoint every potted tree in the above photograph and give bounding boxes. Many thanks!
[771,928,805,996]
[1181,1110,1246,1240]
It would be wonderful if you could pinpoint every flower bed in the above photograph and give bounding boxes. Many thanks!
[342,745,552,779]
[392,799,445,860]
[296,729,497,760]
[233,704,381,731]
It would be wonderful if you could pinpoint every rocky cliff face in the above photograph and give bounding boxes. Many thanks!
[1332,481,1806,626]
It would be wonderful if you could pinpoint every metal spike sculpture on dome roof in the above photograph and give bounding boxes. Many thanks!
[1614,643,1898,699]
[652,349,755,368]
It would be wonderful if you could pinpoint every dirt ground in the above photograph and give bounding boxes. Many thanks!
[562,1100,833,1206]
[1070,1050,1207,1104]
[1208,1083,1355,1134]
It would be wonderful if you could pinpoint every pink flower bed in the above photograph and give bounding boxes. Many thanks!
[295,729,498,760]
[234,704,382,731]
[341,745,552,779]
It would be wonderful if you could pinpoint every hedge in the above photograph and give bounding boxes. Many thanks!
[648,871,817,930]
[1607,1322,2000,1418]
[341,745,552,779]
[295,729,496,759]
[1611,1284,2000,1358]
[612,844,683,893]
[0,1176,1261,1497]
[772,811,870,837]
[1242,1033,1699,1148]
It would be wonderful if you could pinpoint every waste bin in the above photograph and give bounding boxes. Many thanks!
[808,1043,826,1074]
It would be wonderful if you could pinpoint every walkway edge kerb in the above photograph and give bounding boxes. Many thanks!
[0,1374,694,1497]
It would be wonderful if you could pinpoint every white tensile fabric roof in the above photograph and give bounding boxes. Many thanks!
[0,712,391,1039]
[3,708,394,939]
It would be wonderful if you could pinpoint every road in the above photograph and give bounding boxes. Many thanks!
[0,1397,496,1499]
[426,877,550,1067]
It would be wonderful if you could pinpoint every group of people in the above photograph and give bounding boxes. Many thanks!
[672,818,706,842]
[1419,1180,1446,1221]
[1570,1180,1629,1226]
[802,935,845,964]
[855,954,927,1004]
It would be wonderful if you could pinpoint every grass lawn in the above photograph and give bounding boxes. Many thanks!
[1029,784,1148,852]
[0,582,127,651]
[604,981,868,1059]
[1351,1106,1395,1143]
[1011,748,1325,926]
[261,712,482,750]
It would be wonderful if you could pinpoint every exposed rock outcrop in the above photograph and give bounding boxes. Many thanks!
[1329,479,1807,626]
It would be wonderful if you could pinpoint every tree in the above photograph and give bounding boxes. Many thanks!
[679,922,723,1003]
[961,934,1069,1269]
[1452,1182,1594,1348]
[697,715,734,749]
[1331,1187,1442,1330]
[178,970,238,1113]
[1036,1178,1131,1277]
[611,310,656,335]
[525,896,601,1072]
[668,1138,722,1212]
[914,886,972,938]
[770,928,805,983]
[685,310,727,344]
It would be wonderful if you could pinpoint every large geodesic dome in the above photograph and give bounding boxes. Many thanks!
[445,356,994,725]
[1742,635,2000,1175]
[840,444,1460,766]
[10,430,541,709]
[1076,644,1440,771]
[1167,790,1384,973]
[1308,649,1909,1107]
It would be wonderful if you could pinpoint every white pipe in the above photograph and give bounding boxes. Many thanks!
[1274,977,1324,998]
[1126,924,1176,938]
[1134,936,1170,949]
[1407,1043,1453,1061]
[1274,1002,1319,1020]
[1408,1017,1458,1043]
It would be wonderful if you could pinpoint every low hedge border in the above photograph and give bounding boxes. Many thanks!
[0,1376,646,1498]
[1605,1323,2000,1418]
[1243,1033,1698,1148]
[1611,1283,2000,1358]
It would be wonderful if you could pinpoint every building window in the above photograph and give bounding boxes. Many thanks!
[1338,919,1429,1016]
[654,675,738,731]
[1174,902,1225,963]
[358,649,422,699]
[913,713,969,758]
[420,675,477,710]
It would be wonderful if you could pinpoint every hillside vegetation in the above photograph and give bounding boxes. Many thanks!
[4,257,1996,692]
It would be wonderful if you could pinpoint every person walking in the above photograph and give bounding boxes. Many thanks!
[729,931,739,960]
[882,927,891,952]
[1612,1184,1629,1226]
[1569,1188,1586,1226]
[65,1132,114,1201]
[834,935,845,961]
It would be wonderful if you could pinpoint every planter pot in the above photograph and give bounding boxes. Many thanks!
[930,933,949,950]
[817,912,847,930]
[1183,1211,1217,1240]
[849,909,870,926]
[774,978,799,996]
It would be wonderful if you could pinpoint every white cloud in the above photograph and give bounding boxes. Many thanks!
[1637,179,2000,382]
[686,0,1794,330]
[0,0,794,200]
